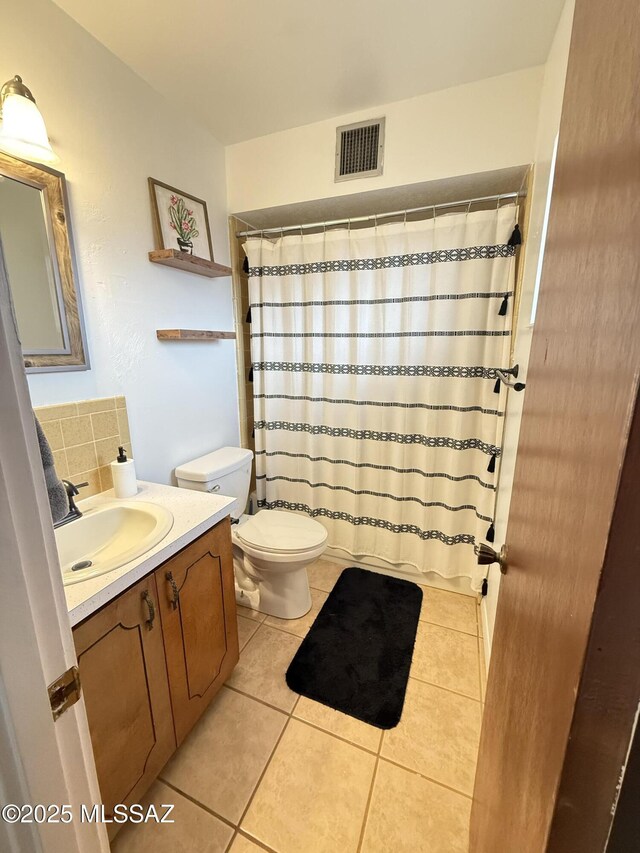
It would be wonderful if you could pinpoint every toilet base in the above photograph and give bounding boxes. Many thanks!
[233,549,313,620]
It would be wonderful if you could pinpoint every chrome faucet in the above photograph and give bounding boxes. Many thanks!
[54,479,89,528]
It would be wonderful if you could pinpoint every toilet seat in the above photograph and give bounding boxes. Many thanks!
[235,509,327,554]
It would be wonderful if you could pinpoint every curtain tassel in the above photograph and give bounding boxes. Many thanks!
[481,578,488,597]
[242,255,249,273]
[487,453,497,473]
[245,306,252,324]
[507,224,522,247]
[498,295,509,316]
[493,378,501,394]
[248,366,253,383]
[486,523,495,542]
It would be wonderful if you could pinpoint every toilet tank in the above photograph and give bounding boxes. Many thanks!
[175,446,253,517]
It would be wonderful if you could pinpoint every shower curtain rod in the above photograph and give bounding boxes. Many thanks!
[235,191,523,238]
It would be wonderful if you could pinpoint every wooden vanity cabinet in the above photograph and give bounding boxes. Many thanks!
[73,517,238,828]
[155,515,239,745]
[73,574,175,830]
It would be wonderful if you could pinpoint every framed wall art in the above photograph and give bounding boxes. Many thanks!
[148,177,214,260]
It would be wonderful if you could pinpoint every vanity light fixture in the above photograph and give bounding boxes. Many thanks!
[0,74,58,163]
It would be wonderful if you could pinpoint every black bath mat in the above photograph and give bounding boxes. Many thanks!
[285,567,422,729]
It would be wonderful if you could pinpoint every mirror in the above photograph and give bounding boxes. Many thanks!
[0,152,88,371]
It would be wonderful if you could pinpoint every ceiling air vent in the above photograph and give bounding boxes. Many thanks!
[335,118,385,182]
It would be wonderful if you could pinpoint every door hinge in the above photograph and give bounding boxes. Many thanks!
[48,665,82,721]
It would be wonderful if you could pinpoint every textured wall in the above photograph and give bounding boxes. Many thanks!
[8,0,240,485]
[226,67,544,215]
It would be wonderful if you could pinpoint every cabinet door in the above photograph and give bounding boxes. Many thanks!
[156,517,239,745]
[73,575,175,831]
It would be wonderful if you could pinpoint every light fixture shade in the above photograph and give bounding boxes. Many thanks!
[0,92,58,163]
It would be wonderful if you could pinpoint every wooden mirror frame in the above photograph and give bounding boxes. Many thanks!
[0,151,88,372]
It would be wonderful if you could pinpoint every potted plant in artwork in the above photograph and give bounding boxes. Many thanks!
[168,194,199,254]
[149,177,214,261]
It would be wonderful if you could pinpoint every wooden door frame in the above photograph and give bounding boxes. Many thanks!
[0,250,108,852]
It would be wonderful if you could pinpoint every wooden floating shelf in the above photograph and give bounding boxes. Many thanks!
[156,329,236,342]
[148,249,232,278]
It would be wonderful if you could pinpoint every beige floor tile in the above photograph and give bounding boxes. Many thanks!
[161,687,287,824]
[307,558,344,592]
[242,719,375,853]
[381,678,481,795]
[227,624,301,711]
[229,835,265,852]
[361,759,471,853]
[264,587,328,637]
[237,603,267,623]
[111,780,233,853]
[294,695,382,752]
[237,614,260,650]
[411,622,480,699]
[420,587,478,635]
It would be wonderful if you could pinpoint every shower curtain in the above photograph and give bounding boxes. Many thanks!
[243,206,517,590]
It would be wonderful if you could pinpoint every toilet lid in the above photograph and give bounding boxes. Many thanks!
[236,510,327,553]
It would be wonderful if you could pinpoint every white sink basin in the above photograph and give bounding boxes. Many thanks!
[56,501,174,585]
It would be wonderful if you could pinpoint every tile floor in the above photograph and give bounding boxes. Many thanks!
[112,558,486,853]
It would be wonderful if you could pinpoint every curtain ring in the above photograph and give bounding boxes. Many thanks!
[496,193,502,210]
[403,209,407,226]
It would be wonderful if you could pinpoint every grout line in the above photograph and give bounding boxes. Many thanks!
[224,683,294,716]
[234,703,297,839]
[261,622,307,640]
[231,829,279,853]
[417,617,479,637]
[418,582,478,601]
[289,714,380,757]
[357,755,379,852]
[260,607,479,644]
[407,674,482,703]
[157,777,238,828]
[376,755,474,800]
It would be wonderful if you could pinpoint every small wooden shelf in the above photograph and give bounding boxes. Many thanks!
[156,329,236,342]
[148,249,232,278]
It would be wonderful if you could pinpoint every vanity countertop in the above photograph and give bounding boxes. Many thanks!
[65,481,234,626]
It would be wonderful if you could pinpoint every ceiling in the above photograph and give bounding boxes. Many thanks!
[53,0,565,144]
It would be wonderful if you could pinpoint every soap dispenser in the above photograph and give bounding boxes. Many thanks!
[111,446,137,498]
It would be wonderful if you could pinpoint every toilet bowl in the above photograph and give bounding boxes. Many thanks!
[232,510,328,619]
[175,447,328,619]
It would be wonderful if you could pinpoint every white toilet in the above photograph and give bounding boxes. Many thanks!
[175,447,328,619]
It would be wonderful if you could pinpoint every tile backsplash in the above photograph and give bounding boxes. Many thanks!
[35,396,132,497]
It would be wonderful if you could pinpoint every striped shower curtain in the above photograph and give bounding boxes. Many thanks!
[243,206,517,590]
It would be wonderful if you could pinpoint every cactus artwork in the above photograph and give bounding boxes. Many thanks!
[149,178,213,260]
[168,194,200,254]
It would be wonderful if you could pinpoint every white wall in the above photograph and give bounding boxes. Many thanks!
[482,0,575,656]
[226,67,544,215]
[6,0,239,485]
